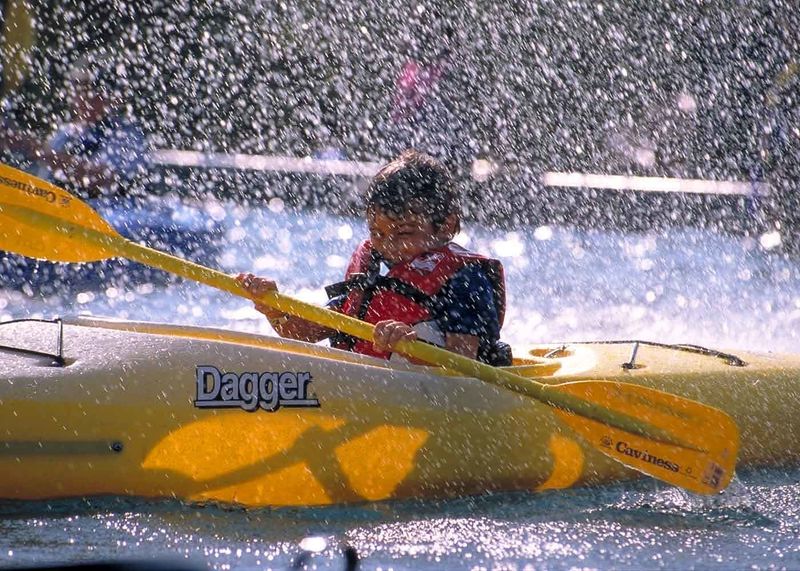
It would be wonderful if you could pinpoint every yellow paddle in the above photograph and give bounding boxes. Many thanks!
[0,162,739,494]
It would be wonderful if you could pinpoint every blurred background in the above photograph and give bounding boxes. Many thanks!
[2,0,798,240]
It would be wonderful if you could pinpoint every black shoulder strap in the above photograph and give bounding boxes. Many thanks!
[372,277,434,307]
[325,249,383,298]
[346,276,436,320]
[327,249,381,350]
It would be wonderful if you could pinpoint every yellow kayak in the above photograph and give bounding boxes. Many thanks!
[1,316,798,507]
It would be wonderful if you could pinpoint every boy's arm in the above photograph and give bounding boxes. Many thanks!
[373,321,480,360]
[237,273,334,342]
[262,309,334,343]
[434,265,501,359]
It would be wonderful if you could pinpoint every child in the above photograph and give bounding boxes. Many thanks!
[238,149,510,365]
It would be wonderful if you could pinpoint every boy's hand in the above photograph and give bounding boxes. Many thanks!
[236,273,280,315]
[373,320,418,352]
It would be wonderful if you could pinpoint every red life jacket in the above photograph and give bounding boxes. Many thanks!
[329,240,506,359]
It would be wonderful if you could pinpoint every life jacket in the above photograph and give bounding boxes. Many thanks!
[325,240,508,363]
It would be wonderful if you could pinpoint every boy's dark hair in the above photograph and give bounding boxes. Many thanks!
[366,150,461,230]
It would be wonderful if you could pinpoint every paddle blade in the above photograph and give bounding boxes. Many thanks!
[550,380,739,494]
[0,163,118,262]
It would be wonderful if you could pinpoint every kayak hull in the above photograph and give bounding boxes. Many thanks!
[1,317,798,507]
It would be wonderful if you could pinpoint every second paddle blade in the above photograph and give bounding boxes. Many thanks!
[0,163,117,262]
[549,380,739,494]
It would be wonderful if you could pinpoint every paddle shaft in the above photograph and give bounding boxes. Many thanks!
[4,202,680,443]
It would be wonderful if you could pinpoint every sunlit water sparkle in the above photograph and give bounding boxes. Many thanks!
[2,206,800,569]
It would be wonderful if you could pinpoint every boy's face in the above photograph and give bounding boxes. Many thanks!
[367,209,450,264]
